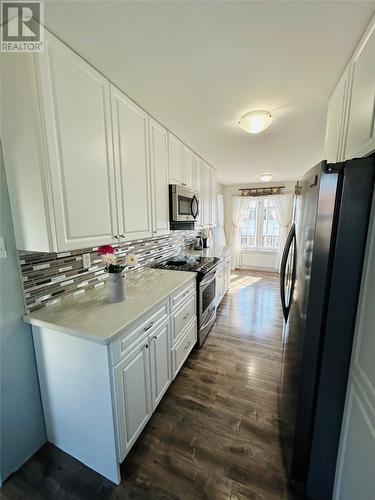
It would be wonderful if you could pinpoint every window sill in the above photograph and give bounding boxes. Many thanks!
[241,248,278,254]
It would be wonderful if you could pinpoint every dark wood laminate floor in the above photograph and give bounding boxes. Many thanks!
[2,270,300,500]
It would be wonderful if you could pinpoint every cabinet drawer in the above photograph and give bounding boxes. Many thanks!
[171,280,196,310]
[172,293,196,344]
[111,300,169,365]
[172,318,197,378]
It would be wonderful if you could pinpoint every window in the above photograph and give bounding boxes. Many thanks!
[240,199,257,248]
[240,198,280,251]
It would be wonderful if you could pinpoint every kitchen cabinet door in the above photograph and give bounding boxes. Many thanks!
[193,156,203,227]
[149,319,171,410]
[210,168,217,227]
[345,21,375,159]
[224,254,231,292]
[324,66,352,163]
[168,133,184,185]
[36,31,118,250]
[184,146,194,189]
[115,339,152,461]
[111,87,153,241]
[149,119,170,236]
[201,162,211,227]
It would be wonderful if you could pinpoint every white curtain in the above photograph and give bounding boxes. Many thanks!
[229,196,252,270]
[216,194,226,247]
[271,194,293,272]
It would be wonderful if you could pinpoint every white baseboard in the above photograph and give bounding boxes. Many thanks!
[239,265,279,273]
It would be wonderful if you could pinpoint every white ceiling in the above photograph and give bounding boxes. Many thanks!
[44,1,375,185]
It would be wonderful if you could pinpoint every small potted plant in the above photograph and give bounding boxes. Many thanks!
[98,245,138,303]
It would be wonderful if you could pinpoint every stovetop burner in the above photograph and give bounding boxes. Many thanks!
[152,255,219,275]
[167,259,187,266]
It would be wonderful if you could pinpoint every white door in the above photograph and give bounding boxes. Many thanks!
[149,119,170,236]
[111,86,152,241]
[324,67,351,163]
[184,146,194,190]
[345,22,375,159]
[149,319,171,410]
[37,32,118,250]
[333,200,375,499]
[168,133,184,185]
[115,339,152,461]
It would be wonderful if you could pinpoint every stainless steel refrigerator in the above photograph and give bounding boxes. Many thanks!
[279,156,375,500]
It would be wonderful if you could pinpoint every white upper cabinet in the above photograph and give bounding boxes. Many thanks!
[168,133,184,185]
[324,16,375,163]
[345,21,375,159]
[3,31,119,251]
[210,167,217,227]
[201,161,211,227]
[193,156,203,226]
[111,86,152,241]
[184,146,194,190]
[39,35,118,250]
[149,118,170,236]
[324,67,351,163]
[2,28,217,252]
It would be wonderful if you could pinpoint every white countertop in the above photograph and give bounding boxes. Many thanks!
[184,245,230,259]
[24,268,195,345]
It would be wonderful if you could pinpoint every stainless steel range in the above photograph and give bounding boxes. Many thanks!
[152,255,219,347]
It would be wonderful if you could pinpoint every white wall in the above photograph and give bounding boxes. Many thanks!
[0,143,46,485]
[223,181,296,271]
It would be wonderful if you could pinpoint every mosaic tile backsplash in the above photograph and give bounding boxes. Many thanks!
[19,231,198,312]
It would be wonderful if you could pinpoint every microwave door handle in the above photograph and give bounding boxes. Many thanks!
[191,195,198,219]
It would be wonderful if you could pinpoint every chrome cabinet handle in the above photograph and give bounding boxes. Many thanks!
[153,335,157,340]
[183,312,190,320]
[144,321,155,332]
[184,341,191,350]
[120,234,125,238]
[144,344,149,349]
[113,235,119,239]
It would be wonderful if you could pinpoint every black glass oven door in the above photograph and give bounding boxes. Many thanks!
[200,273,216,325]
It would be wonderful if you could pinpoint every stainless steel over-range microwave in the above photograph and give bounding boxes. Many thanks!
[169,184,199,223]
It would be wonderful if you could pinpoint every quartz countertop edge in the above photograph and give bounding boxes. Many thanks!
[23,268,196,345]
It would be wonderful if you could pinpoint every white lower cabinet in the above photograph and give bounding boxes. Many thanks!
[113,280,196,464]
[149,319,171,410]
[115,335,152,461]
[172,319,197,378]
[115,317,171,461]
[216,251,231,306]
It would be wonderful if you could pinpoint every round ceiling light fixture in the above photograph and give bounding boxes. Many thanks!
[238,110,273,134]
[259,173,275,182]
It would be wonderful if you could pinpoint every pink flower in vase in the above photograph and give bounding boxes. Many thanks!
[98,245,115,255]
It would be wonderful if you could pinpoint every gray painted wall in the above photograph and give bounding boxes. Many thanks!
[0,142,46,485]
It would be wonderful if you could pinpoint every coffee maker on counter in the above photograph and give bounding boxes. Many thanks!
[194,229,211,250]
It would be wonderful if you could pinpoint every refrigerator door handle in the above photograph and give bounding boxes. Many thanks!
[280,223,297,321]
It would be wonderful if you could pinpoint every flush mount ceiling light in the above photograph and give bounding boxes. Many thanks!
[259,173,275,182]
[238,110,273,134]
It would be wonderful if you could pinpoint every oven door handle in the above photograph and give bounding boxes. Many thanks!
[200,306,216,330]
[200,272,216,288]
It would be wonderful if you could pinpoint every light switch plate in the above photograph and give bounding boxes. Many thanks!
[82,253,91,268]
[0,237,7,259]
